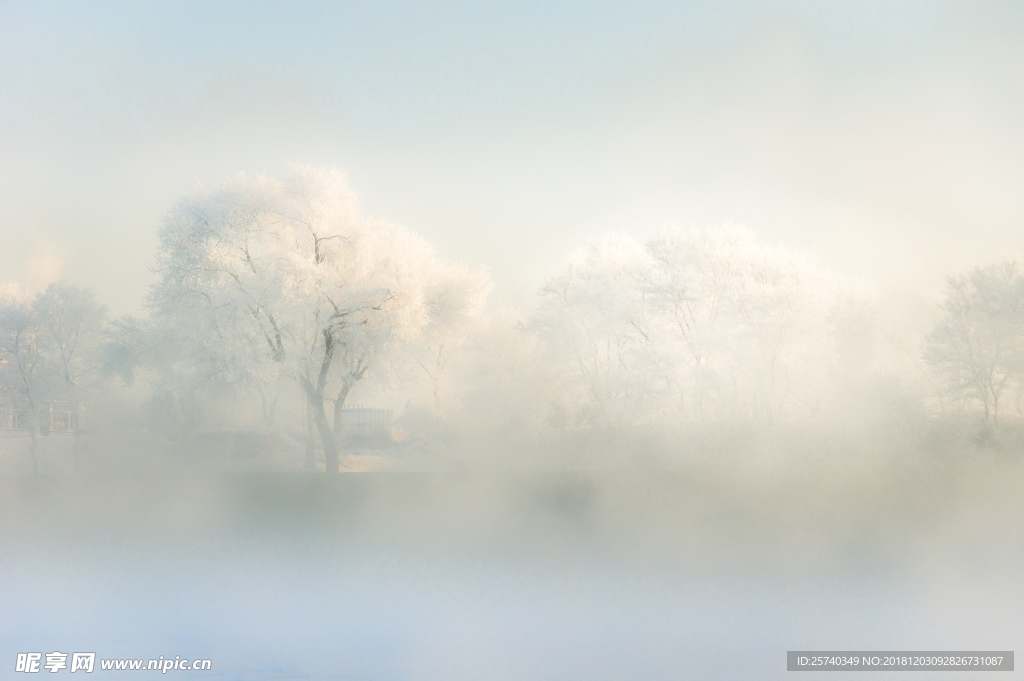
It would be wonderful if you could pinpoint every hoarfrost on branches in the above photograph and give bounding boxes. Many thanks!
[149,164,491,472]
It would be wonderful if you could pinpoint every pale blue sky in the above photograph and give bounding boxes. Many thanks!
[2,0,1022,316]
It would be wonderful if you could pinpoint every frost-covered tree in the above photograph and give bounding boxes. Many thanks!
[925,261,1024,426]
[0,286,48,473]
[150,164,487,472]
[460,306,552,437]
[0,282,107,473]
[653,228,840,420]
[410,262,492,412]
[33,283,107,393]
[535,226,866,427]
[35,283,108,466]
[535,234,665,427]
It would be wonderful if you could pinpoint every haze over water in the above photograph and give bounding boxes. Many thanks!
[2,2,1024,679]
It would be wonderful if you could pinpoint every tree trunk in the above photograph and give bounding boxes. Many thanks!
[302,328,341,473]
[260,388,280,430]
[992,385,1001,426]
[311,396,339,473]
[332,383,353,441]
[304,397,315,468]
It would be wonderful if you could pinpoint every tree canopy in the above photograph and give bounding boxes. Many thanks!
[925,261,1024,426]
[0,282,107,472]
[534,226,869,427]
[148,164,490,471]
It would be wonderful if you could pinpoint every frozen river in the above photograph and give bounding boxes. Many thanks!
[1,466,1021,680]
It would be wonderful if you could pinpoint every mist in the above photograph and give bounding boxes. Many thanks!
[2,1,1024,679]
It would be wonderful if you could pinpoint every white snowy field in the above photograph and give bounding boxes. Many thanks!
[1,451,1022,680]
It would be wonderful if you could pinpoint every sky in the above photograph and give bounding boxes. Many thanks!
[1,0,1023,318]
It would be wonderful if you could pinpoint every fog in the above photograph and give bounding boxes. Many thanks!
[4,2,1024,313]
[2,1,1024,679]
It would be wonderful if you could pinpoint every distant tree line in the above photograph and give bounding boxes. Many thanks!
[4,164,1024,474]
